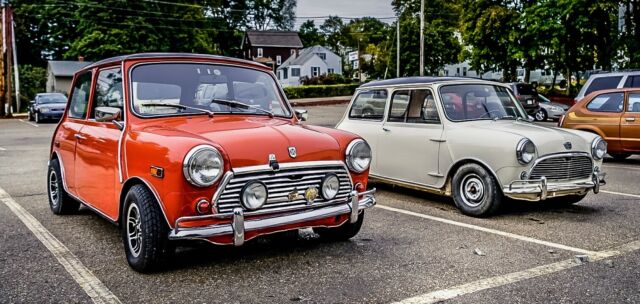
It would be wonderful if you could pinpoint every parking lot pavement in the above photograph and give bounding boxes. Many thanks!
[1,110,640,303]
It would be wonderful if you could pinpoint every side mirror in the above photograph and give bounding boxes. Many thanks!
[95,106,122,123]
[295,109,308,121]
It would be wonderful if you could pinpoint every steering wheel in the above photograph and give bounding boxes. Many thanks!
[478,109,504,119]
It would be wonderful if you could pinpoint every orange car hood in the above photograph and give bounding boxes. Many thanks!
[136,116,342,168]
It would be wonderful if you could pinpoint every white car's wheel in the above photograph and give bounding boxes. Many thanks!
[452,163,502,217]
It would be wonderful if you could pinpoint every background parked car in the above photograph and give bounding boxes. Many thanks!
[560,88,640,160]
[508,83,540,115]
[575,71,640,103]
[535,94,569,121]
[28,92,67,123]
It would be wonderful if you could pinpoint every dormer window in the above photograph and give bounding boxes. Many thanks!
[316,53,326,60]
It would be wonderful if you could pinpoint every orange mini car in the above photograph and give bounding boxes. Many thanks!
[560,88,640,160]
[47,53,376,272]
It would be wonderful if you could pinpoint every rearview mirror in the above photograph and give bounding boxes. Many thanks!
[95,106,122,123]
[295,109,308,121]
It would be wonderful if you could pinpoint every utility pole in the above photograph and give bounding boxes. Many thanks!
[2,0,12,117]
[0,0,5,117]
[396,18,400,78]
[419,0,425,76]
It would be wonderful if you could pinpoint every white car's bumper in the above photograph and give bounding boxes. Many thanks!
[503,171,606,201]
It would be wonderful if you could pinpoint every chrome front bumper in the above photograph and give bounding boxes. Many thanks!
[503,172,606,201]
[168,189,376,246]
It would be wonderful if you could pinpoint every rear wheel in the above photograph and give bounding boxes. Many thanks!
[610,153,631,161]
[535,109,547,121]
[452,164,502,217]
[315,213,364,241]
[47,158,80,214]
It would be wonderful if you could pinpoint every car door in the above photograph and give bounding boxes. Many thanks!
[55,71,92,196]
[620,92,640,151]
[336,89,389,174]
[583,92,625,150]
[377,88,444,186]
[74,67,124,219]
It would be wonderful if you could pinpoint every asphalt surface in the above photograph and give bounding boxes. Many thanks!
[0,107,639,303]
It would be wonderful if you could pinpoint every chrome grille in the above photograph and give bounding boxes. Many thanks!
[216,164,352,214]
[529,155,593,181]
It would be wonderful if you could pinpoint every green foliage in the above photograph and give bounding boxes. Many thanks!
[299,20,326,47]
[300,74,354,85]
[17,65,46,112]
[283,84,359,99]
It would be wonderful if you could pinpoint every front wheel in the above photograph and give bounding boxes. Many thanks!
[452,164,502,217]
[122,185,173,273]
[28,111,34,121]
[535,109,547,121]
[315,213,364,241]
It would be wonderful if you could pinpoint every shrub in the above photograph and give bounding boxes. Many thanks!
[300,74,354,86]
[283,84,360,99]
[16,64,47,112]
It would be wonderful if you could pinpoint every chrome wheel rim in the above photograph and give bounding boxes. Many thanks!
[535,111,545,121]
[48,170,59,207]
[126,203,143,258]
[460,174,485,208]
[35,112,39,122]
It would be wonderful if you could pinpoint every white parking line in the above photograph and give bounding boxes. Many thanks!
[600,190,640,199]
[0,188,121,304]
[18,119,39,127]
[377,205,596,255]
[393,240,640,304]
[0,147,6,151]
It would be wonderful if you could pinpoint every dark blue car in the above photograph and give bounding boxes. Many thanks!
[28,93,67,123]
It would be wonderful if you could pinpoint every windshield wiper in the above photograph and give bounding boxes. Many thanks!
[493,115,516,121]
[139,103,213,117]
[210,98,273,118]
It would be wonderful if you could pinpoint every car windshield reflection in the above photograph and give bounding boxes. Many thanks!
[440,84,528,121]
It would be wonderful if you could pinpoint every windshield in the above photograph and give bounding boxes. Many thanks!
[439,84,528,121]
[38,94,67,104]
[130,63,291,117]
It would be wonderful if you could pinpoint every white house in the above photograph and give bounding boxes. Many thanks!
[440,60,502,81]
[276,45,342,87]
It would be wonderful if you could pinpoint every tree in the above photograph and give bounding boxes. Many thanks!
[299,20,325,47]
[227,0,297,30]
[321,16,346,53]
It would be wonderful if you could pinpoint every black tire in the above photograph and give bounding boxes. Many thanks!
[47,158,80,214]
[122,185,173,273]
[28,111,34,121]
[452,163,502,217]
[315,212,364,241]
[610,153,631,161]
[547,194,587,206]
[535,109,547,121]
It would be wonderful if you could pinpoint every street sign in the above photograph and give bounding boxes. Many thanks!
[348,51,358,62]
[353,60,359,69]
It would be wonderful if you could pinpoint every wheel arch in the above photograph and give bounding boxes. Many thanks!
[443,158,504,195]
[119,177,172,228]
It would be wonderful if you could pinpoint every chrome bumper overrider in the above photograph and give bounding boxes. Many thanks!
[168,189,376,246]
[503,171,606,201]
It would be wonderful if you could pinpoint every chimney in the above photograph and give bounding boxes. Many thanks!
[78,56,85,62]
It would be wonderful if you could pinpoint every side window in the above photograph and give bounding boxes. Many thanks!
[406,89,440,124]
[349,89,387,121]
[91,68,123,120]
[585,76,623,95]
[624,76,640,88]
[68,72,92,119]
[587,92,624,113]
[628,93,640,113]
[388,90,410,122]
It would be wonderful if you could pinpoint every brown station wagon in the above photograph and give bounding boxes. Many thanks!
[560,88,640,160]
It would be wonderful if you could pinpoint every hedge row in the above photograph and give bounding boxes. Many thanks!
[283,84,360,99]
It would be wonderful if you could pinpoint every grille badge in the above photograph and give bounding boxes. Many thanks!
[288,147,297,158]
[564,142,572,150]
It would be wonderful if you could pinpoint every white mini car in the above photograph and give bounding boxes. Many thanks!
[337,77,607,217]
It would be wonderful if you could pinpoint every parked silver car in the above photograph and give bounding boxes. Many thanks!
[535,94,569,121]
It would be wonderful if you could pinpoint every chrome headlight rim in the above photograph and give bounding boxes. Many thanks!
[591,137,607,160]
[182,145,224,187]
[321,173,340,200]
[240,181,268,210]
[345,139,372,173]
[516,138,537,165]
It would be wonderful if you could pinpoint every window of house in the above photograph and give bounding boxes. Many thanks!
[328,68,335,74]
[587,92,624,113]
[257,48,263,57]
[349,89,387,120]
[68,72,92,119]
[283,68,288,79]
[316,53,326,60]
[291,68,300,77]
[276,55,282,65]
[456,67,460,76]
[463,67,468,77]
[91,67,123,120]
[311,67,320,77]
[628,93,640,112]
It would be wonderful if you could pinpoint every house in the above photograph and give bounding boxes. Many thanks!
[276,45,343,87]
[241,31,303,70]
[46,60,93,95]
[440,60,502,81]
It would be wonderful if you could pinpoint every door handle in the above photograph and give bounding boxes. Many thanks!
[625,117,636,122]
[382,127,390,132]
[74,134,86,140]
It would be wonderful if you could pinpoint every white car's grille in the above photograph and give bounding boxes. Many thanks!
[530,155,593,181]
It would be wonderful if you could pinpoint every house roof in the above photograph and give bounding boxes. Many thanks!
[47,61,93,77]
[278,45,335,70]
[245,31,303,48]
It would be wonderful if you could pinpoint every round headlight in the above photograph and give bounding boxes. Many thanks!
[321,174,340,200]
[591,137,607,160]
[346,139,372,173]
[183,145,224,187]
[516,139,536,165]
[241,181,268,210]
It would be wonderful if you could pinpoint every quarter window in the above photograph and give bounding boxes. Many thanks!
[585,76,623,95]
[349,89,387,121]
[91,68,123,119]
[628,93,640,113]
[587,92,624,113]
[68,72,92,119]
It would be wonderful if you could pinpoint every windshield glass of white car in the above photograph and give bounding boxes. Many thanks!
[440,84,527,121]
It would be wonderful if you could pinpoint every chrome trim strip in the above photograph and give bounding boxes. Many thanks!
[211,171,235,205]
[232,208,244,246]
[370,174,446,194]
[349,190,359,223]
[232,160,346,175]
[118,60,126,183]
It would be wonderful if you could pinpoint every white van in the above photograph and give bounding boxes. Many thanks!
[575,71,640,102]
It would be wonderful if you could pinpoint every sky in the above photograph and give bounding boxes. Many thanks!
[294,0,395,28]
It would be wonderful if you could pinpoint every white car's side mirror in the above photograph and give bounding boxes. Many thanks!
[295,109,308,121]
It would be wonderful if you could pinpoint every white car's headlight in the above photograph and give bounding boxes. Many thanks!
[516,138,536,165]
[183,145,224,187]
[241,181,268,210]
[346,139,372,173]
[591,137,607,160]
[321,174,340,200]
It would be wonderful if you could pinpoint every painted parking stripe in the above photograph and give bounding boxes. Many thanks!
[600,190,640,199]
[393,240,640,304]
[0,188,121,304]
[0,147,6,151]
[377,205,596,255]
[18,119,39,127]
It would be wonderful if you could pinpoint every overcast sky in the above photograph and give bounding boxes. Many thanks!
[295,0,395,28]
